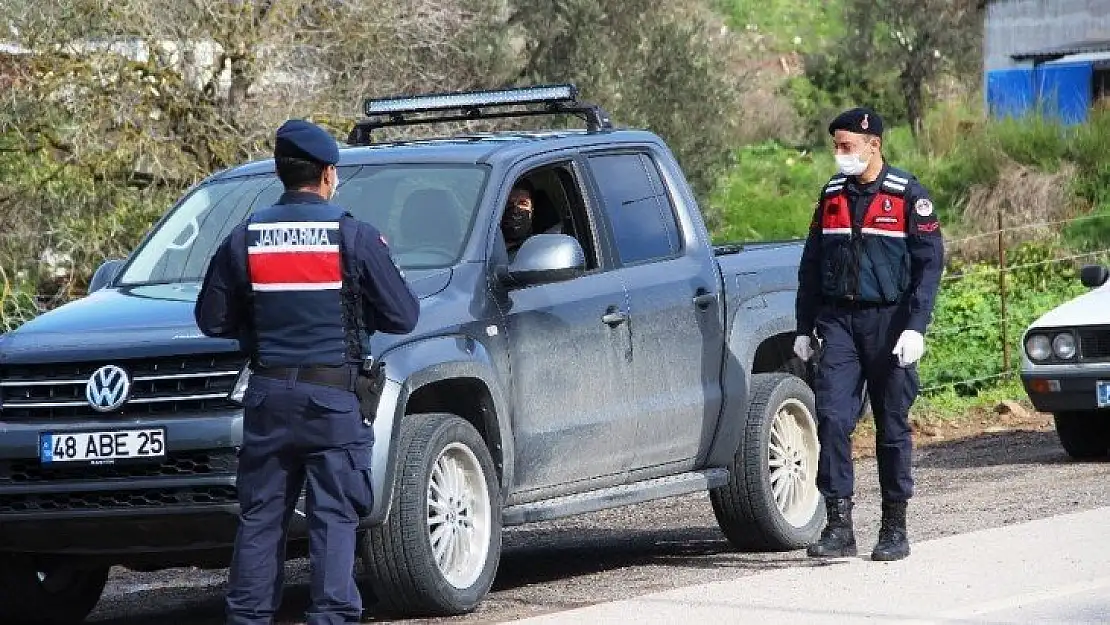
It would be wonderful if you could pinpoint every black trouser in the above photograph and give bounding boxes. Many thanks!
[813,302,918,503]
[226,367,374,625]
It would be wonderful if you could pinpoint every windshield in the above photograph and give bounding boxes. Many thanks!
[117,164,489,286]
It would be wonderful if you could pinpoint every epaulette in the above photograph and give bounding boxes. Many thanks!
[823,175,847,196]
[881,170,910,196]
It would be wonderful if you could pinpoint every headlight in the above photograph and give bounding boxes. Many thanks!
[1025,334,1052,361]
[227,365,251,406]
[1052,332,1077,359]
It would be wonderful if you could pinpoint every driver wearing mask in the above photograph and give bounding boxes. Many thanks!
[502,181,535,257]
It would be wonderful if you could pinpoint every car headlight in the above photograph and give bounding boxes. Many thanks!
[1025,333,1052,361]
[227,365,251,406]
[1052,332,1077,360]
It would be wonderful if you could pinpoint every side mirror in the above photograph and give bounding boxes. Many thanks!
[504,234,586,287]
[1080,264,1109,289]
[88,259,125,293]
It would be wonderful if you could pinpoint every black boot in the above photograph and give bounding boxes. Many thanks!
[871,501,910,561]
[807,497,857,557]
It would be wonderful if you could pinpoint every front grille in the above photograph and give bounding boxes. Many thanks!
[1079,328,1110,362]
[0,352,245,421]
[0,485,239,513]
[0,450,237,484]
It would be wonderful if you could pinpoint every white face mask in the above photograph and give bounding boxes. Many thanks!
[835,151,870,176]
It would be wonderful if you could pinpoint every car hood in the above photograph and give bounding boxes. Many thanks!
[0,268,452,364]
[1029,285,1110,329]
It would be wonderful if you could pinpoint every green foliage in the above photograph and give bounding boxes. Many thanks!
[512,0,747,205]
[784,55,909,147]
[784,0,983,138]
[709,142,834,242]
[914,377,1027,420]
[919,243,1090,396]
[0,128,175,333]
[715,0,845,53]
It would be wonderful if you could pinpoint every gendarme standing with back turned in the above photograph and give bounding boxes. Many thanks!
[793,107,945,562]
[194,119,420,624]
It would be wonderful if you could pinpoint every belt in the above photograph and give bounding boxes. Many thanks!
[253,365,357,391]
[822,297,894,310]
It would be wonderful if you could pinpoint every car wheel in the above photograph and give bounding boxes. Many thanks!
[1053,411,1110,459]
[360,413,502,617]
[710,372,824,551]
[0,556,109,625]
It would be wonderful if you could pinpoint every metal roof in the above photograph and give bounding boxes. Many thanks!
[1011,38,1110,62]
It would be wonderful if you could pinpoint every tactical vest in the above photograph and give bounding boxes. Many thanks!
[818,170,912,304]
[244,201,364,367]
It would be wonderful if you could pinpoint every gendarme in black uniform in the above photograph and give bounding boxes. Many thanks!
[794,108,944,562]
[195,119,419,625]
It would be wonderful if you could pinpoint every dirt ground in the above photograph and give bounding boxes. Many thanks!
[852,398,1053,459]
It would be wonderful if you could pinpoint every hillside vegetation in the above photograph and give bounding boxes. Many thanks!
[1,0,1103,412]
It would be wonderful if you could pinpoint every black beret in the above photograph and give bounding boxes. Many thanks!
[274,119,339,165]
[828,107,883,137]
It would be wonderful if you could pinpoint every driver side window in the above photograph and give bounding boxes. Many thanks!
[500,162,600,271]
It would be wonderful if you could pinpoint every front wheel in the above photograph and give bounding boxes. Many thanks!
[710,372,824,551]
[0,557,110,625]
[1053,411,1110,459]
[359,413,502,617]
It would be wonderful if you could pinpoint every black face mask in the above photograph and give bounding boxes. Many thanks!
[503,209,532,240]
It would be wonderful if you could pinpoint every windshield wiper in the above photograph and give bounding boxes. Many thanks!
[116,278,204,288]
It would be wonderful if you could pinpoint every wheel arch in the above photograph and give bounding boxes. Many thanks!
[705,289,799,467]
[363,335,513,526]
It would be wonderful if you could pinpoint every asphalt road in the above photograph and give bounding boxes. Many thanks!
[88,425,1110,624]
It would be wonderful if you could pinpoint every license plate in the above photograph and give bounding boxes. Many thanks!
[1097,381,1110,408]
[39,429,166,465]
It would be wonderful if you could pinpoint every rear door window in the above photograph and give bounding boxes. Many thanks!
[586,152,682,265]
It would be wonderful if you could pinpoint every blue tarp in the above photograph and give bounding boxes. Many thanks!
[986,61,1093,125]
[986,68,1035,119]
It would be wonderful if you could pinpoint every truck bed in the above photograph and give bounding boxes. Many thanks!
[713,238,805,312]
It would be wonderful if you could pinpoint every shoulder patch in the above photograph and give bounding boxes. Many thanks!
[914,198,934,217]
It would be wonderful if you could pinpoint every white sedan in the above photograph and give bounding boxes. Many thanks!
[1020,264,1110,459]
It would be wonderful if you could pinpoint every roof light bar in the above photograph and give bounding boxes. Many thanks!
[364,84,578,117]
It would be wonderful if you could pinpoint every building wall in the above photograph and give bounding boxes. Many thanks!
[985,0,1110,71]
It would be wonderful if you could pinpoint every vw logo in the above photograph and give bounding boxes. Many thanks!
[85,365,131,412]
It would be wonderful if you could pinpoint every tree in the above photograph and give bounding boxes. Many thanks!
[508,0,749,203]
[842,0,983,137]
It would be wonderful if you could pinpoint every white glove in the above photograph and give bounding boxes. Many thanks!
[892,330,925,367]
[793,335,815,362]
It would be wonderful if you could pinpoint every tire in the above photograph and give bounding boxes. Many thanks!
[0,556,109,625]
[360,413,502,617]
[710,372,824,551]
[1053,412,1110,459]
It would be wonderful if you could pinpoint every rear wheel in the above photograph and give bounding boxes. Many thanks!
[359,413,502,617]
[1053,412,1110,459]
[710,372,824,551]
[0,556,109,625]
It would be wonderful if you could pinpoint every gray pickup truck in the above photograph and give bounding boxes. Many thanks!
[0,85,820,623]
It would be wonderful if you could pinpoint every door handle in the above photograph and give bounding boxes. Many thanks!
[693,288,716,310]
[601,307,629,327]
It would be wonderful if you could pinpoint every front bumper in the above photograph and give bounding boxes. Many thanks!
[0,411,253,556]
[1021,369,1110,413]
